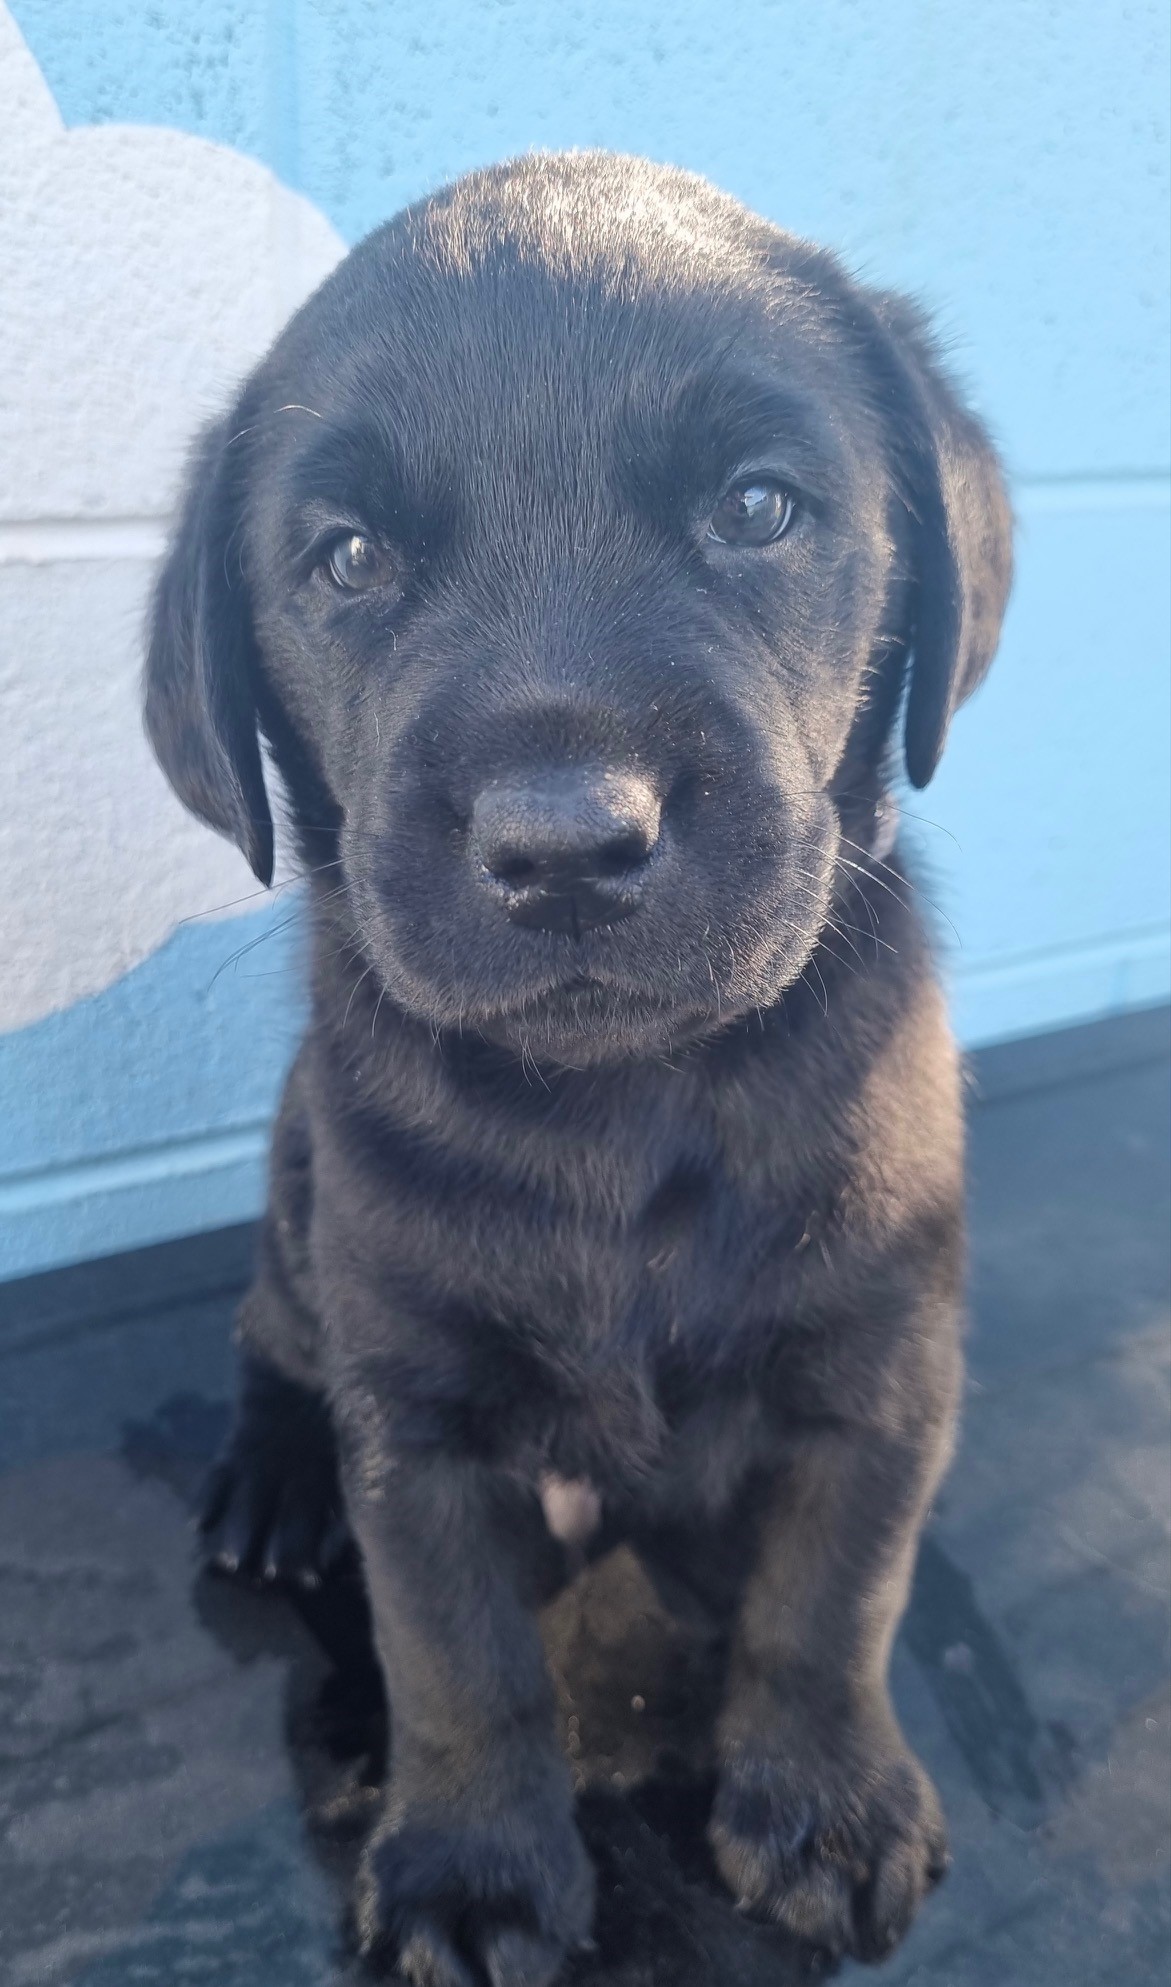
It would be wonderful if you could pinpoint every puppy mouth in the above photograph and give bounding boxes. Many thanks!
[510,972,667,1017]
[478,972,716,1059]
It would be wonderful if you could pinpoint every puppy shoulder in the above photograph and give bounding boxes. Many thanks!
[847,969,964,1238]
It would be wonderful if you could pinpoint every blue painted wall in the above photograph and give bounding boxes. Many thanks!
[2,0,1168,1279]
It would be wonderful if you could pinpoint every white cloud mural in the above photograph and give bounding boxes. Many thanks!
[0,4,344,1030]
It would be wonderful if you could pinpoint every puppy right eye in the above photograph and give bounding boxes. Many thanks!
[707,479,796,547]
[325,533,392,591]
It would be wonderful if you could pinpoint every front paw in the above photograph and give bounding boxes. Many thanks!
[199,1354,349,1587]
[357,1773,594,1987]
[710,1716,948,1962]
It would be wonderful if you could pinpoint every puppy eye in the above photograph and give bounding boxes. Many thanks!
[326,533,391,591]
[707,479,796,547]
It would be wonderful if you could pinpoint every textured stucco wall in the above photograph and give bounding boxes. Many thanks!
[1,0,1168,1278]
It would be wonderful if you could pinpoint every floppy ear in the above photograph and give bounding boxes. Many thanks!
[144,404,274,884]
[869,297,1013,789]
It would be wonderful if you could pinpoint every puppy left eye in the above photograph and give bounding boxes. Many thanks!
[707,479,796,547]
[326,533,392,591]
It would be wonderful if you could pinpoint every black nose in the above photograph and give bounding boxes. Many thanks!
[471,768,662,935]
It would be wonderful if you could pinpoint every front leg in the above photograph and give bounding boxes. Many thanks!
[339,1432,593,1987]
[710,1333,958,1962]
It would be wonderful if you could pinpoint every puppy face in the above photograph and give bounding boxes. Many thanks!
[147,155,1010,1064]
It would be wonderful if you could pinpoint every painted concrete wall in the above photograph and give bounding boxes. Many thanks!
[1,0,1168,1279]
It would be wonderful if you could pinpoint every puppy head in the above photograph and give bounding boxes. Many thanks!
[145,153,1011,1064]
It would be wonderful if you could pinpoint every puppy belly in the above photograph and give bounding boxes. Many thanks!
[539,1472,602,1545]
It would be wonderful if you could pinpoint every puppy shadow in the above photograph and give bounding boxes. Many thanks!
[127,1394,824,1984]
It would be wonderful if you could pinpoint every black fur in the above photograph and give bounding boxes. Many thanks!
[144,153,1011,1983]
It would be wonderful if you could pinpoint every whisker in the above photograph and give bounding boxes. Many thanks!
[342,963,375,1031]
[800,953,830,1019]
[839,846,961,946]
[174,855,346,928]
[205,911,304,988]
[823,919,865,973]
[833,792,963,851]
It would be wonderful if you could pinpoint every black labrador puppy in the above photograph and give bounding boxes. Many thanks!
[145,152,1011,1984]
